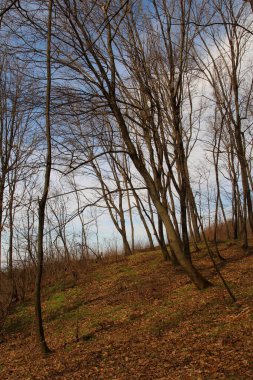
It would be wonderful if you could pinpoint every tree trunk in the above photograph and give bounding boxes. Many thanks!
[110,102,211,289]
[158,215,170,261]
[0,180,5,272]
[125,181,134,252]
[132,190,154,249]
[34,0,52,355]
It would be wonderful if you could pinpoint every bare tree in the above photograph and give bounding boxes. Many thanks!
[194,0,253,246]
[34,0,53,354]
[48,0,212,288]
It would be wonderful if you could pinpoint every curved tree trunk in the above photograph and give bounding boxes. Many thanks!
[111,100,211,289]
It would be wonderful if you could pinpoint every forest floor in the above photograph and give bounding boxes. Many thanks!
[1,240,253,380]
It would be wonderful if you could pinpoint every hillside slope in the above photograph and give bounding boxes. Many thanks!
[1,242,253,379]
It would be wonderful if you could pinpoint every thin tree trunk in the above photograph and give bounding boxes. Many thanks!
[0,180,5,272]
[125,181,134,252]
[8,174,16,281]
[134,194,154,249]
[110,103,211,289]
[157,215,170,261]
[34,0,52,355]
[187,189,201,243]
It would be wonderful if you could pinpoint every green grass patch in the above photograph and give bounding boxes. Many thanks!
[45,277,79,296]
[45,292,65,314]
[117,266,138,278]
[4,303,33,334]
[91,271,104,281]
[45,281,66,297]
